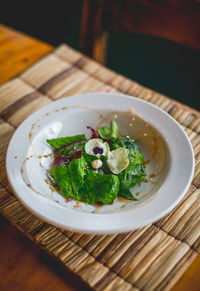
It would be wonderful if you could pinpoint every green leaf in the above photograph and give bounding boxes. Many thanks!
[80,170,101,204]
[119,189,138,201]
[98,126,111,139]
[47,134,86,151]
[98,120,118,140]
[49,165,75,199]
[82,148,97,163]
[57,140,86,156]
[80,170,119,204]
[119,169,145,191]
[69,156,88,193]
[126,149,144,171]
[110,120,118,139]
[119,148,146,192]
[96,174,120,204]
[112,142,120,150]
[100,155,112,174]
[116,136,140,151]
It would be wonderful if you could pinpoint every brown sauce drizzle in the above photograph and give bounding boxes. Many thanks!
[149,173,158,178]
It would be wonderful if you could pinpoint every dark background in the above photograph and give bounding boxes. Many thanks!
[1,1,199,110]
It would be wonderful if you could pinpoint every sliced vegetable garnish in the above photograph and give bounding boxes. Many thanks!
[107,147,129,174]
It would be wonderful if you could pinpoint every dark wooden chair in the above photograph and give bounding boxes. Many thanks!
[80,0,200,64]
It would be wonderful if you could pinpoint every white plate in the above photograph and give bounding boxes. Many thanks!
[6,93,194,234]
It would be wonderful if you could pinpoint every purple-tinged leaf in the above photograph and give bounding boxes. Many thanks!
[51,156,70,167]
[71,150,82,160]
[87,126,99,138]
[66,197,74,202]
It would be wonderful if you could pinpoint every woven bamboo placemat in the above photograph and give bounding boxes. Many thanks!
[0,44,200,291]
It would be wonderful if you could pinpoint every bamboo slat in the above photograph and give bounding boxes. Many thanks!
[0,43,200,291]
[21,54,72,88]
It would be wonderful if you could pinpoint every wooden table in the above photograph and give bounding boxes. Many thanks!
[0,24,200,291]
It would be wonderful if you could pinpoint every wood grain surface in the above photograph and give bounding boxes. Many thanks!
[0,24,52,85]
[0,214,91,291]
[0,24,200,291]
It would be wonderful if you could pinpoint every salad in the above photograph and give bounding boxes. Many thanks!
[47,121,146,205]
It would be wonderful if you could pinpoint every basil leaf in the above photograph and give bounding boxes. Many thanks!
[98,120,118,140]
[98,126,111,139]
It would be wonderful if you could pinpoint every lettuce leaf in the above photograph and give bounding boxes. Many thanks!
[50,165,120,205]
[96,174,119,204]
[79,170,100,204]
[79,170,120,204]
[69,155,88,193]
[49,165,76,199]
[49,157,88,201]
